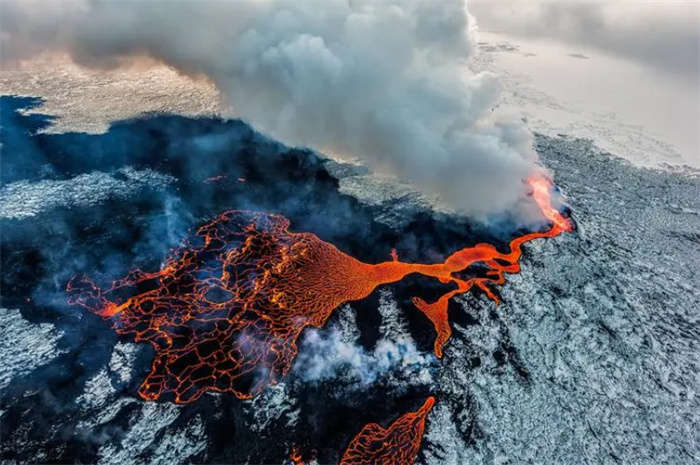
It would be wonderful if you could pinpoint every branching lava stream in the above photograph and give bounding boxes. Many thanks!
[67,177,572,462]
[68,177,572,403]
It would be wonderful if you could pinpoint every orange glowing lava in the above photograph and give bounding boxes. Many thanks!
[340,397,435,465]
[67,177,572,403]
[289,446,305,465]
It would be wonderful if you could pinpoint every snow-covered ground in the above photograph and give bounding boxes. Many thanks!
[0,308,67,392]
[2,49,698,464]
[421,134,700,465]
[473,31,699,169]
[0,168,175,220]
[0,57,221,134]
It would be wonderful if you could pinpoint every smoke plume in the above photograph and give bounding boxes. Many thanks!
[1,0,541,216]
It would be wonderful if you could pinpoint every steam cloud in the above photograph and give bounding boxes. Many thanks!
[294,328,433,386]
[1,0,541,216]
[293,297,435,388]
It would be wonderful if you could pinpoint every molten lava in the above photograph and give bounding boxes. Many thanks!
[68,177,572,403]
[289,446,305,465]
[340,397,435,465]
[410,177,573,357]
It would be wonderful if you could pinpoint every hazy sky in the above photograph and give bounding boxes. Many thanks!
[470,1,699,82]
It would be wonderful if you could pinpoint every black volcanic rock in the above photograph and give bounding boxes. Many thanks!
[2,96,699,465]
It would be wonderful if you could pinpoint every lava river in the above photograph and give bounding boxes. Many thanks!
[67,176,573,462]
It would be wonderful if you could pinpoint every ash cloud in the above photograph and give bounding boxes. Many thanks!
[1,0,543,217]
[470,1,700,81]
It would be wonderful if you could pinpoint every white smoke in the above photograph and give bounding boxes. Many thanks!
[294,328,432,385]
[293,294,435,386]
[1,0,542,216]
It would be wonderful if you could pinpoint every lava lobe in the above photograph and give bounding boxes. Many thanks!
[340,397,435,465]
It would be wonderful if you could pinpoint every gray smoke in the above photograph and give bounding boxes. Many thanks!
[1,0,543,216]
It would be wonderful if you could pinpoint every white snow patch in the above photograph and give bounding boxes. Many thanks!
[0,307,66,391]
[76,341,141,429]
[76,368,116,409]
[0,167,175,219]
[0,57,221,135]
[97,402,181,465]
[150,415,207,465]
[108,342,140,384]
[245,382,300,433]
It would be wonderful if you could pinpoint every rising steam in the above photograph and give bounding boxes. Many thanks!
[1,0,542,216]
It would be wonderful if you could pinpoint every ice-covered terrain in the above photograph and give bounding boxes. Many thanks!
[0,57,221,134]
[0,308,67,392]
[0,168,175,220]
[1,47,699,463]
[2,99,698,463]
[421,135,700,465]
[473,31,699,169]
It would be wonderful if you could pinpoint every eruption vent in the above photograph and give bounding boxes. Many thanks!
[67,178,572,403]
[340,397,435,465]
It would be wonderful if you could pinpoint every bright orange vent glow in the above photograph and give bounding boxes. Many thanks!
[67,177,572,403]
[340,397,435,465]
[289,445,305,465]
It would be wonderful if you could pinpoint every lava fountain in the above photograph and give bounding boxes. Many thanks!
[67,177,573,403]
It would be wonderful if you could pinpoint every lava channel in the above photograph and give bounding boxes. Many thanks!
[67,177,573,403]
[340,397,435,465]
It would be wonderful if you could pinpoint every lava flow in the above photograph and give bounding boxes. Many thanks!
[67,177,572,403]
[339,397,435,465]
